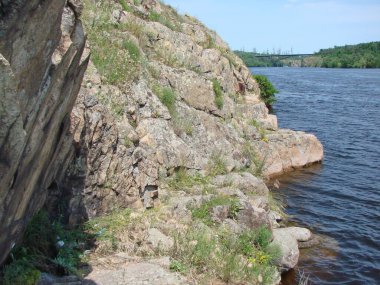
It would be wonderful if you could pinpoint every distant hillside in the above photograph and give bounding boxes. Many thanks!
[236,42,380,68]
[315,42,380,68]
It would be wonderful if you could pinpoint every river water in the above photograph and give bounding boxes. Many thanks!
[250,68,380,285]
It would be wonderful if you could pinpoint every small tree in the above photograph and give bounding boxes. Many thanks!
[253,74,278,108]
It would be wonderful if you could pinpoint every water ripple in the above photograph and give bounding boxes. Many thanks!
[251,68,380,285]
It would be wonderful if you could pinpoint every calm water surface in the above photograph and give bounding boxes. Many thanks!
[250,68,380,285]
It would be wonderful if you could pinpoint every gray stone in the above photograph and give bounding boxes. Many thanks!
[147,228,174,251]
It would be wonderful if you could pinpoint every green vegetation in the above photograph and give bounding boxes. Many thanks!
[191,196,240,226]
[171,225,281,284]
[234,50,284,67]
[0,211,94,284]
[236,42,380,68]
[83,0,142,85]
[85,208,132,252]
[153,85,177,116]
[152,85,193,136]
[207,151,228,177]
[212,79,224,109]
[168,167,210,192]
[2,260,40,285]
[316,42,380,68]
[253,75,278,108]
[148,10,181,31]
[242,142,267,177]
[250,119,268,142]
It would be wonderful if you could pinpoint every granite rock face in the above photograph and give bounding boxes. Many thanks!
[59,0,323,223]
[0,0,88,265]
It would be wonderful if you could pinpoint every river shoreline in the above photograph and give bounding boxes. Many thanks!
[251,67,380,285]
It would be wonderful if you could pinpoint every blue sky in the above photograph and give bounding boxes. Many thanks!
[163,0,380,53]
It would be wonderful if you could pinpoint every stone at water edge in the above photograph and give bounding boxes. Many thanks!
[272,227,312,271]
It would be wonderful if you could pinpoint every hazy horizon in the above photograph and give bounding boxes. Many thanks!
[163,0,380,54]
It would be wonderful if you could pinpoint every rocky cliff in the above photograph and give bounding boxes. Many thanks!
[58,0,323,224]
[0,0,323,282]
[0,0,88,265]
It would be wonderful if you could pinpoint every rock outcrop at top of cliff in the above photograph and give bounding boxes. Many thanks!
[57,0,323,224]
[0,0,88,265]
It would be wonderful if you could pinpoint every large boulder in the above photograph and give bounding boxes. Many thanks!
[0,0,87,265]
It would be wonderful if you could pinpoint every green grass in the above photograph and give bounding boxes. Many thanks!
[152,85,177,116]
[85,208,132,251]
[191,196,240,226]
[119,0,131,12]
[122,39,141,61]
[207,151,228,177]
[0,211,94,284]
[148,11,179,31]
[83,0,141,85]
[242,142,267,177]
[171,225,281,284]
[250,119,268,142]
[212,79,224,109]
[168,168,210,192]
[2,260,41,285]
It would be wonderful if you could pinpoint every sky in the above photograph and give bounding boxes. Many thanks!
[163,0,380,54]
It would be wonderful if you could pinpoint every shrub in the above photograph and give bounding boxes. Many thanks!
[2,260,40,285]
[212,79,224,109]
[0,210,94,284]
[253,74,278,108]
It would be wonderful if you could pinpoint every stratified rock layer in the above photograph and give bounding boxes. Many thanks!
[0,0,88,264]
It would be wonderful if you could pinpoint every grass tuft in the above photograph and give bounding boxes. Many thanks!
[171,225,281,284]
[212,79,224,109]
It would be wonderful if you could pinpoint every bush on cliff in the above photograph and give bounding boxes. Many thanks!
[253,74,278,108]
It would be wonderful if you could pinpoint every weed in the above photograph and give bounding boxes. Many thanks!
[123,39,140,61]
[297,269,311,285]
[207,151,228,177]
[212,79,224,109]
[152,85,176,116]
[168,168,210,192]
[242,142,267,177]
[169,259,187,273]
[250,119,268,141]
[148,11,178,31]
[171,225,281,284]
[191,196,239,226]
[85,208,132,246]
[2,260,41,285]
[0,210,94,284]
[119,0,132,12]
[83,0,141,84]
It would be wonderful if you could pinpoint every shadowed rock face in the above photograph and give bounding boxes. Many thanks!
[0,0,88,265]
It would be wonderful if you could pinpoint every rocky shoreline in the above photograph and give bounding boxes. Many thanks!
[0,0,323,284]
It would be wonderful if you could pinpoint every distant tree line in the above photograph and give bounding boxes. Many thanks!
[235,42,380,68]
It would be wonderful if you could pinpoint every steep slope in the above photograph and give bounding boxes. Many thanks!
[59,0,323,223]
[0,0,88,265]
